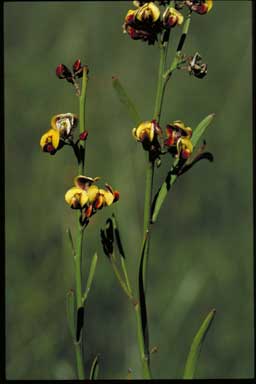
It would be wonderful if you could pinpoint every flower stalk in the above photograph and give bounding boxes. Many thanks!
[72,67,89,380]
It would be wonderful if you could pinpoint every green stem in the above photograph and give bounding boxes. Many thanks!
[72,67,88,380]
[135,303,152,379]
[78,67,88,175]
[135,32,170,380]
[75,227,84,309]
[153,43,167,123]
[164,11,192,83]
[75,342,85,379]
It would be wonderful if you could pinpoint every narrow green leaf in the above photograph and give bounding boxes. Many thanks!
[191,113,215,148]
[183,308,216,379]
[66,289,75,340]
[112,76,141,126]
[82,253,98,304]
[89,355,99,380]
[151,114,215,223]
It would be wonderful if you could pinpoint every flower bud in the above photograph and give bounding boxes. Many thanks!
[79,131,89,141]
[72,59,84,78]
[55,64,73,81]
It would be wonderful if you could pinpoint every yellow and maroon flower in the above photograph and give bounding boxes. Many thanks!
[40,128,60,155]
[132,120,161,144]
[162,7,184,28]
[186,0,213,15]
[135,2,160,23]
[164,120,193,159]
[40,113,78,155]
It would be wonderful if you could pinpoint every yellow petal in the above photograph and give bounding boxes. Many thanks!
[136,2,160,22]
[51,129,60,148]
[65,187,88,208]
[87,185,99,203]
[206,0,213,12]
[50,115,58,130]
[65,187,81,205]
[40,128,60,149]
[135,121,154,142]
[101,189,114,206]
[80,190,89,207]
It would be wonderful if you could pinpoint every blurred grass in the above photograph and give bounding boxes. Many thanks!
[5,1,253,380]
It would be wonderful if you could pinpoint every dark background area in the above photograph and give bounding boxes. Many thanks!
[4,1,253,379]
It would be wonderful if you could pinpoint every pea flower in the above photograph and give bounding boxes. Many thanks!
[185,0,213,15]
[132,120,162,150]
[135,2,160,22]
[123,2,162,45]
[65,176,119,223]
[164,120,193,159]
[162,7,184,28]
[40,113,78,155]
[40,128,61,155]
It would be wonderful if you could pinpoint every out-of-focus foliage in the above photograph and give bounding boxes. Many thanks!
[5,1,253,379]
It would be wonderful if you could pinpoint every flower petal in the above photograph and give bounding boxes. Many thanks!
[65,187,88,208]
[87,185,99,203]
[40,128,60,150]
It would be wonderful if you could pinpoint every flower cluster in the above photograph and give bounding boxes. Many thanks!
[40,113,78,155]
[123,1,212,44]
[65,176,119,224]
[132,119,193,160]
[123,2,162,45]
[56,59,87,83]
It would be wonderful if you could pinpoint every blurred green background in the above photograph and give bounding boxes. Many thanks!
[5,1,253,380]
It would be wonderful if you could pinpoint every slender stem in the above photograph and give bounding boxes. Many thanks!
[135,303,152,379]
[163,12,192,83]
[75,342,85,379]
[72,67,89,380]
[78,67,88,175]
[135,13,193,380]
[75,227,84,308]
[153,43,167,123]
[135,32,170,380]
